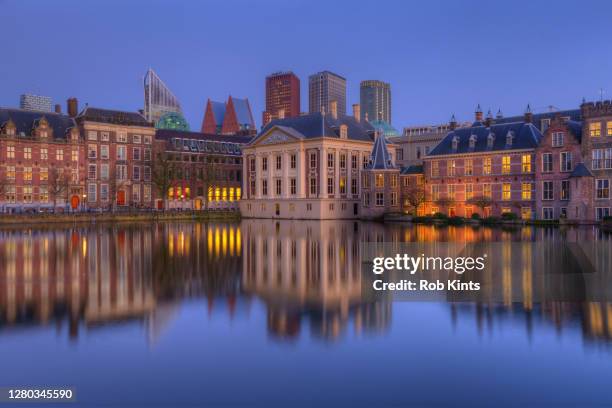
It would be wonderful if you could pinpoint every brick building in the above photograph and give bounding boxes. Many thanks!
[75,106,156,209]
[263,71,300,126]
[0,107,84,212]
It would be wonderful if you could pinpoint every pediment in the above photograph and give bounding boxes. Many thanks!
[252,126,303,146]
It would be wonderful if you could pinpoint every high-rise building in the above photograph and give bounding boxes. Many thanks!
[308,71,346,116]
[263,71,300,126]
[143,68,182,124]
[19,94,52,112]
[360,80,391,123]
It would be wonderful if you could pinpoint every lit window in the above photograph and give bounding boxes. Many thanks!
[502,156,511,174]
[521,183,531,200]
[596,179,609,199]
[502,183,511,200]
[590,122,601,137]
[483,157,491,175]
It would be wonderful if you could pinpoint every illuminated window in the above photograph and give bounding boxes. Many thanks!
[208,187,213,202]
[23,186,33,203]
[72,149,79,162]
[448,184,455,200]
[229,188,235,201]
[431,185,439,201]
[483,157,491,175]
[483,183,491,199]
[608,121,612,136]
[168,187,174,199]
[339,177,346,194]
[596,179,609,199]
[215,187,220,201]
[590,122,601,137]
[502,183,511,200]
[502,156,511,174]
[375,174,384,188]
[521,183,531,200]
[7,145,15,159]
[390,175,397,187]
[56,149,63,161]
[521,155,531,173]
[24,167,32,181]
[466,184,473,200]
[236,188,241,200]
[447,160,456,176]
[431,161,439,177]
[40,148,48,160]
[6,166,15,180]
[465,159,473,176]
[24,147,32,160]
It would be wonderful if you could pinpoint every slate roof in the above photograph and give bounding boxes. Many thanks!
[400,165,424,175]
[367,135,395,170]
[565,120,583,142]
[77,106,152,127]
[0,107,76,139]
[256,112,375,143]
[232,98,255,127]
[156,129,253,144]
[494,109,581,130]
[570,163,593,178]
[428,121,542,156]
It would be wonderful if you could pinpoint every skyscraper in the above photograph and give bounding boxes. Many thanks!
[143,68,182,124]
[360,80,391,123]
[308,71,346,116]
[19,94,52,112]
[263,71,300,126]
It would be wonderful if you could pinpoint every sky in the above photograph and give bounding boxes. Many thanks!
[1,0,611,131]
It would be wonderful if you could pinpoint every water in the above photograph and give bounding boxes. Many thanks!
[0,221,611,407]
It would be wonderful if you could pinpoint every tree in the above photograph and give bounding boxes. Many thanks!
[48,167,71,210]
[152,152,175,210]
[468,196,493,215]
[434,198,455,211]
[404,184,426,215]
[0,173,9,213]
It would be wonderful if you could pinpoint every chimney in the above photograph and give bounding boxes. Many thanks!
[67,97,78,117]
[449,114,457,130]
[475,104,483,122]
[54,104,61,114]
[330,100,338,119]
[524,104,533,123]
[352,103,360,122]
[278,109,285,120]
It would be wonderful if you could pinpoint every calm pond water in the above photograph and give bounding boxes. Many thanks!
[1,220,611,407]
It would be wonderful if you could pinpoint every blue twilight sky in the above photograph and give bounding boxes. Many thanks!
[1,0,611,131]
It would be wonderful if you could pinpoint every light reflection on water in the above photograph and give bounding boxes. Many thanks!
[0,221,611,406]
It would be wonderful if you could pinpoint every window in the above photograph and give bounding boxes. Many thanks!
[88,183,96,202]
[608,121,612,136]
[327,153,334,168]
[521,183,531,200]
[448,184,456,200]
[351,178,358,195]
[483,157,491,175]
[560,152,572,172]
[144,135,152,145]
[596,207,610,221]
[133,147,141,161]
[543,181,553,200]
[502,156,511,174]
[396,149,404,161]
[589,122,601,137]
[431,161,439,177]
[88,164,97,180]
[552,132,564,147]
[351,155,357,169]
[466,183,473,200]
[310,153,317,168]
[469,135,476,148]
[363,155,369,169]
[6,166,15,180]
[133,134,142,144]
[56,149,64,161]
[262,157,268,171]
[561,180,570,200]
[144,148,151,161]
[7,145,15,159]
[483,183,491,199]
[144,185,151,202]
[592,149,603,169]
[606,148,612,169]
[144,166,151,181]
[502,183,511,200]
[40,148,48,160]
[39,186,48,202]
[276,179,282,195]
[23,186,32,203]
[262,179,268,196]
[100,184,109,201]
[542,153,553,172]
[375,192,384,206]
[249,158,256,172]
[391,192,397,206]
[87,131,97,141]
[363,193,370,207]
[340,177,346,194]
[340,124,348,139]
[596,179,609,199]
[116,164,127,180]
[447,160,456,176]
[340,154,346,169]
[541,119,551,133]
[327,177,334,195]
[88,145,97,159]
[24,147,32,160]
[276,155,282,170]
[390,174,397,188]
[522,155,531,173]
[290,178,296,195]
[431,185,439,201]
[290,154,296,169]
[309,178,317,195]
[465,159,473,176]
[101,132,110,141]
[375,174,384,188]
[133,166,141,181]
[117,146,126,160]
[5,185,15,203]
[362,173,370,188]
[117,132,128,143]
[100,164,109,180]
[543,207,554,220]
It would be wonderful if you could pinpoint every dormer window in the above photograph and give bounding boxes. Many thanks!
[451,136,459,150]
[40,130,48,138]
[340,124,348,139]
[506,131,514,146]
[469,134,477,148]
[487,133,495,148]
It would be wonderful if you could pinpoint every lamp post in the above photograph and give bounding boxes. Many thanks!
[82,193,87,212]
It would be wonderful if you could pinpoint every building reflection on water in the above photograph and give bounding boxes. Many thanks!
[0,221,610,345]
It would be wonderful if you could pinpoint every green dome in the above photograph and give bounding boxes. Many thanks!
[156,112,190,131]
[369,120,399,137]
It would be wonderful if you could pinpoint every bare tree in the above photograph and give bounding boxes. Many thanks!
[48,167,71,210]
[468,196,493,215]
[434,198,455,213]
[404,184,426,216]
[152,152,175,210]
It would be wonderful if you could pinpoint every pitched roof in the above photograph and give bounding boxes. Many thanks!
[209,101,226,125]
[257,112,375,143]
[77,106,152,127]
[570,163,593,178]
[231,98,255,127]
[368,134,395,170]
[565,120,583,142]
[155,128,253,144]
[495,109,581,129]
[400,165,424,175]
[429,121,542,156]
[0,107,76,139]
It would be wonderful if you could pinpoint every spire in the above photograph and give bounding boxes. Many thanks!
[496,108,503,119]
[474,104,483,122]
[449,113,457,130]
[368,133,394,170]
[524,104,533,123]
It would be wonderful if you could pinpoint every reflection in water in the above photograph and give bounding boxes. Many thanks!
[0,222,611,346]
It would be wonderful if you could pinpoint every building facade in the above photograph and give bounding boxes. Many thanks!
[76,106,156,209]
[143,68,183,124]
[308,71,346,116]
[360,80,391,123]
[19,94,53,112]
[263,71,300,126]
[360,133,400,218]
[201,96,256,136]
[0,107,84,212]
[240,111,376,219]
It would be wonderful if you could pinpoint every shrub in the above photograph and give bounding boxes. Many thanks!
[433,212,448,220]
[482,216,500,224]
[501,212,518,220]
[448,216,465,225]
[470,213,481,220]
